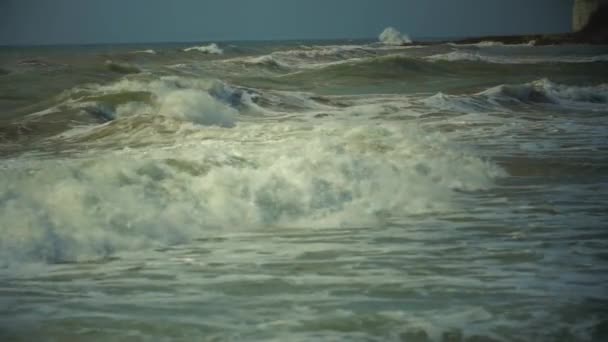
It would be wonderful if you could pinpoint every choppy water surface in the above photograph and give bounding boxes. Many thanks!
[1,39,608,341]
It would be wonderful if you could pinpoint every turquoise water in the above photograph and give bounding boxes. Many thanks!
[1,40,608,341]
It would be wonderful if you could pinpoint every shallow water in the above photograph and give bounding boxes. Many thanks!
[1,40,608,341]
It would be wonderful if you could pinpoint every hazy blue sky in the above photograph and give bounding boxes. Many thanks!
[1,0,574,45]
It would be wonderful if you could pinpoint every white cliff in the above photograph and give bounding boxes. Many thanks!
[573,0,608,31]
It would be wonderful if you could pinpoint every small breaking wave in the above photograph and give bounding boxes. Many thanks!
[183,43,224,54]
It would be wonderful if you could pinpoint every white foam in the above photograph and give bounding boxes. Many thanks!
[183,43,223,54]
[0,122,504,265]
[379,27,412,45]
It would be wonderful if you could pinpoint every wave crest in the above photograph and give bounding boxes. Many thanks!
[481,79,608,106]
[423,79,608,113]
[183,43,224,54]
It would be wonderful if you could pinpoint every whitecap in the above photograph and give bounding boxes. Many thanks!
[183,43,223,55]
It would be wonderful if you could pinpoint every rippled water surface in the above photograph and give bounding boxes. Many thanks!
[1,40,607,341]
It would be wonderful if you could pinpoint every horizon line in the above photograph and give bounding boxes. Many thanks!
[0,30,572,48]
[0,33,511,49]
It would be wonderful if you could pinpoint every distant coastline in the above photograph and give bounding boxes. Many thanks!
[448,31,608,46]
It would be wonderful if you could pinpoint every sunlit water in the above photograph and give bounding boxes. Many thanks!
[1,40,607,341]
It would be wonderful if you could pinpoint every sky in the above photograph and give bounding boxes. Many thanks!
[0,0,574,45]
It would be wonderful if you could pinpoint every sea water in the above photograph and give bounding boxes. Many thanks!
[0,38,607,341]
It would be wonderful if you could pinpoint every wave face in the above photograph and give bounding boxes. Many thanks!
[1,40,608,342]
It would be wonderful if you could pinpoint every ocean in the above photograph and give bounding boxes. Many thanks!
[0,38,607,341]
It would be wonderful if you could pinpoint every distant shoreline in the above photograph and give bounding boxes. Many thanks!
[445,31,608,46]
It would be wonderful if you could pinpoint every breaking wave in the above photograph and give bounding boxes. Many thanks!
[0,120,504,265]
[423,79,608,113]
[481,79,608,107]
[55,76,244,129]
[379,27,412,45]
[183,43,224,54]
